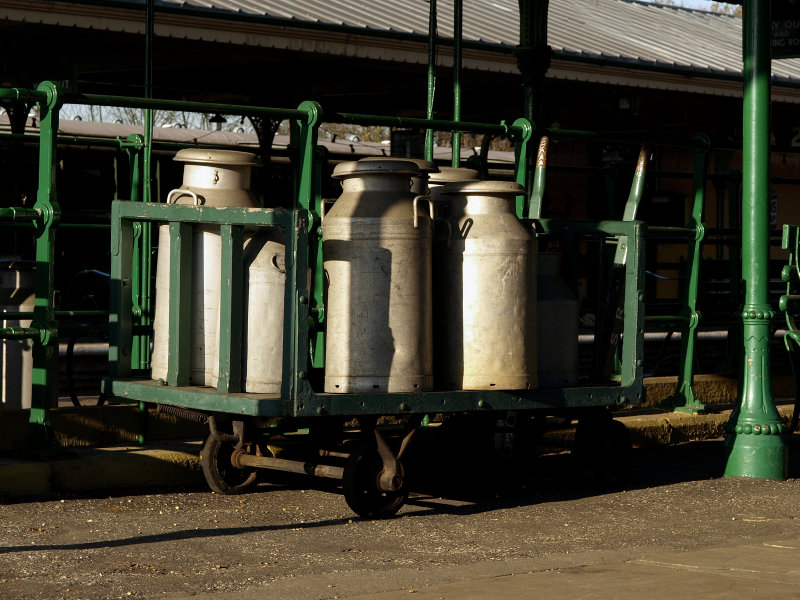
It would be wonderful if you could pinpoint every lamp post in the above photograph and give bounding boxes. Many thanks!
[724,0,788,480]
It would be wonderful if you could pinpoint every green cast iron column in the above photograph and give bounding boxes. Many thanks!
[25,81,62,457]
[451,0,462,167]
[515,0,550,126]
[424,0,437,161]
[724,0,788,479]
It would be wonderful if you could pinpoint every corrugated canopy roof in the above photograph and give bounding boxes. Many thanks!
[145,0,800,83]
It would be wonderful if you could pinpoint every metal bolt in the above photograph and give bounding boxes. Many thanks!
[298,371,306,380]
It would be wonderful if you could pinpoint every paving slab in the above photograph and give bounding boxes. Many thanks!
[344,539,800,599]
[2,437,800,600]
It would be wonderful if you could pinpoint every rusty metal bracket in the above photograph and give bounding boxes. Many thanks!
[374,424,418,493]
[207,415,240,446]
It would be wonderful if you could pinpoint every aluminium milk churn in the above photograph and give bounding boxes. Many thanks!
[360,157,439,195]
[323,160,434,393]
[428,166,479,203]
[151,149,261,387]
[537,252,578,388]
[436,180,537,390]
[212,228,286,393]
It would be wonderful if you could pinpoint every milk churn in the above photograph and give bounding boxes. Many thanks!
[323,160,434,393]
[360,157,439,195]
[210,228,286,393]
[0,261,34,410]
[435,180,537,390]
[537,252,578,387]
[151,149,261,387]
[428,166,479,202]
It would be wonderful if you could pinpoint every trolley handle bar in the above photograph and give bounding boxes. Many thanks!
[0,207,42,223]
[0,88,48,103]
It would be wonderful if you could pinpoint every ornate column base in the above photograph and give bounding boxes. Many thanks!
[723,311,788,480]
[724,426,787,480]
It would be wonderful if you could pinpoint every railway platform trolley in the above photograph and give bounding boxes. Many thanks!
[103,103,647,518]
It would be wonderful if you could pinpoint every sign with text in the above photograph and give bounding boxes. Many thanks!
[772,0,800,59]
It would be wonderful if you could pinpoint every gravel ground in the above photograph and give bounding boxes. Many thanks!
[2,436,800,599]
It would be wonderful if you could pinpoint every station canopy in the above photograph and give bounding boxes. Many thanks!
[2,0,800,110]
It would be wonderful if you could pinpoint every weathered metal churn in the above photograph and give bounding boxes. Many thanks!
[212,228,286,393]
[323,160,434,393]
[360,157,439,194]
[427,166,479,202]
[435,180,537,390]
[151,149,261,387]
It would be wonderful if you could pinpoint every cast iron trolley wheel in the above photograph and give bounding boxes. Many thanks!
[572,413,632,488]
[199,432,259,494]
[342,444,408,518]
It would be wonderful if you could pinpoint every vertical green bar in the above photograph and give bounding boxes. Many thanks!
[621,221,646,391]
[724,0,787,480]
[140,0,155,385]
[425,0,437,162]
[527,136,549,219]
[166,221,192,387]
[27,82,62,453]
[140,220,152,370]
[109,201,134,379]
[309,148,326,369]
[131,223,143,368]
[283,210,312,410]
[512,117,533,218]
[671,138,709,413]
[593,147,648,381]
[451,0,462,168]
[293,102,324,372]
[217,224,244,393]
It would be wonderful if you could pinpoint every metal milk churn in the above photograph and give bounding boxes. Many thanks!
[537,252,579,387]
[211,228,286,393]
[151,149,261,387]
[323,160,434,393]
[435,180,537,390]
[360,157,439,194]
[428,166,479,203]
[0,261,35,410]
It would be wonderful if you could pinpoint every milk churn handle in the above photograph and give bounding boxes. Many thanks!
[412,195,434,229]
[271,253,286,274]
[166,188,200,206]
[319,198,336,221]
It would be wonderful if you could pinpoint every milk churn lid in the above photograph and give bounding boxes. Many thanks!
[173,148,261,167]
[441,180,525,196]
[428,166,479,183]
[359,157,439,174]
[332,160,420,179]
